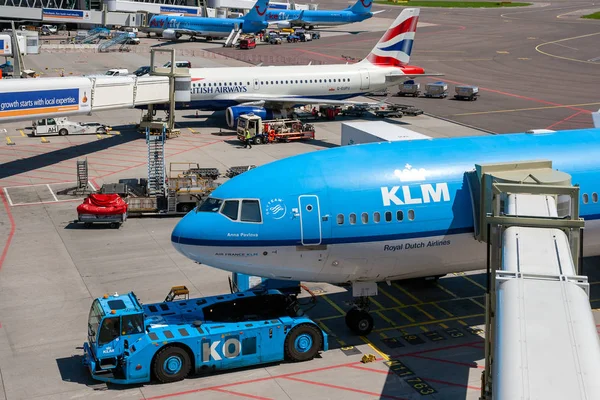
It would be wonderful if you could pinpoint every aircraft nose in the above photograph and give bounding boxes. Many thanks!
[171,212,199,258]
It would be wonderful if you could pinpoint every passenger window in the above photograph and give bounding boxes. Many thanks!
[408,209,415,221]
[373,212,380,223]
[349,213,356,225]
[221,200,239,220]
[361,212,368,224]
[241,200,262,223]
[593,192,598,203]
[396,210,403,221]
[261,81,264,84]
[385,211,392,222]
[337,214,344,225]
[583,193,589,204]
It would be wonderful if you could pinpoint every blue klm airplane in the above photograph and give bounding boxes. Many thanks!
[171,125,600,334]
[148,0,270,40]
[267,0,384,29]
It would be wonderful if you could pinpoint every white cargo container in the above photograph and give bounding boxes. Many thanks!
[341,121,431,146]
[454,85,479,101]
[397,80,420,97]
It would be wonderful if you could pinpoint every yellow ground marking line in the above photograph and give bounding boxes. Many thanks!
[431,299,468,327]
[414,305,435,320]
[96,134,103,140]
[458,273,487,291]
[19,130,25,137]
[376,311,397,327]
[469,298,486,309]
[392,283,422,304]
[41,137,49,143]
[453,102,600,117]
[188,128,197,134]
[518,58,530,60]
[360,335,390,362]
[316,320,347,347]
[536,32,600,64]
[379,286,405,307]
[374,314,485,333]
[369,297,385,311]
[379,332,388,339]
[496,51,509,54]
[321,295,346,316]
[395,309,416,323]
[6,137,14,145]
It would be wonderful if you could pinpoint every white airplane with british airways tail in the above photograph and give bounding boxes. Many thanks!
[148,8,440,128]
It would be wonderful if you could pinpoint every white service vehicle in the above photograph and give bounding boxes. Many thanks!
[32,117,109,136]
[105,68,129,76]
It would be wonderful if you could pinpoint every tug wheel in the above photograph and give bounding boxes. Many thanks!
[153,346,191,383]
[285,324,322,362]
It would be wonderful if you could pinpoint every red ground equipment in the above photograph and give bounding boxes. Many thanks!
[77,193,128,228]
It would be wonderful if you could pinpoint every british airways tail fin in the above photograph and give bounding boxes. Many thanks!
[348,0,373,14]
[360,8,419,67]
[244,0,270,22]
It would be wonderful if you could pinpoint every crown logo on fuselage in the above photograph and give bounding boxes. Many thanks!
[394,163,426,182]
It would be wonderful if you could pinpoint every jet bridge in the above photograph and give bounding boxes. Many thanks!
[0,49,190,137]
[469,160,600,400]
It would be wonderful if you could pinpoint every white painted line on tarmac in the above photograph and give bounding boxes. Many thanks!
[88,181,96,191]
[3,187,14,207]
[47,184,59,202]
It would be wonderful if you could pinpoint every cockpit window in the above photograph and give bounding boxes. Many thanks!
[221,200,239,220]
[241,200,262,223]
[197,197,223,212]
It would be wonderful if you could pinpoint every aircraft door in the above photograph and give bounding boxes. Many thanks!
[359,69,370,90]
[253,78,260,91]
[298,195,322,245]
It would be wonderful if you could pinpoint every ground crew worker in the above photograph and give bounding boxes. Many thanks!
[244,129,252,149]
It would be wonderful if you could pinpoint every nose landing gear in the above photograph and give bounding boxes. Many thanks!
[345,296,374,336]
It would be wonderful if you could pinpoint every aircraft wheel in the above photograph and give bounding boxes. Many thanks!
[345,308,373,336]
[285,324,322,362]
[153,345,191,383]
[58,128,68,136]
[179,204,192,213]
[97,127,106,134]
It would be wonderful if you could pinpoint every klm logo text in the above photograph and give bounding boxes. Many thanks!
[380,183,450,206]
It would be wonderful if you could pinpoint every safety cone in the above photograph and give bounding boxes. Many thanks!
[195,110,199,118]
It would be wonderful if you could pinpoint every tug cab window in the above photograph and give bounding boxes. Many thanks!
[241,200,262,223]
[221,200,239,220]
[98,316,120,345]
[197,197,223,212]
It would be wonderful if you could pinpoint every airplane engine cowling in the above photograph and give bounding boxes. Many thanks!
[275,21,292,29]
[226,106,273,128]
[162,29,177,40]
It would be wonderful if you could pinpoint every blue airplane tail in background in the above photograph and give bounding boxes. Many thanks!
[348,0,373,14]
[244,0,271,22]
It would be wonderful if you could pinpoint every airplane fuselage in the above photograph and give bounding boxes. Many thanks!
[266,10,372,27]
[171,129,600,284]
[174,63,406,110]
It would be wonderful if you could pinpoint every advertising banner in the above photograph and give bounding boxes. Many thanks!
[0,88,90,118]
[159,6,198,16]
[42,8,92,21]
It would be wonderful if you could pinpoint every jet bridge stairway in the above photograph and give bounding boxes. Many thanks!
[224,26,242,47]
[468,160,600,400]
[146,127,166,197]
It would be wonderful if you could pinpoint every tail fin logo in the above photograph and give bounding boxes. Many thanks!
[361,0,372,7]
[364,8,419,67]
[255,1,269,16]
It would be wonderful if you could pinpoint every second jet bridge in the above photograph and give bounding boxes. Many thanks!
[468,160,600,400]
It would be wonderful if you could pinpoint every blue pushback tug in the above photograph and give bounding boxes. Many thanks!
[83,287,327,384]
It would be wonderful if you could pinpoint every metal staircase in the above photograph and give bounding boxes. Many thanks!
[98,32,130,52]
[146,127,166,197]
[223,26,241,47]
[76,158,89,194]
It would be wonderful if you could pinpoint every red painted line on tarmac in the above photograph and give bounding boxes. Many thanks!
[143,359,380,400]
[296,49,351,62]
[100,139,224,180]
[346,366,480,391]
[346,365,390,375]
[282,376,409,400]
[210,388,273,400]
[436,77,592,114]
[392,341,481,358]
[0,189,16,271]
[545,110,585,130]
[406,354,484,369]
[422,377,480,391]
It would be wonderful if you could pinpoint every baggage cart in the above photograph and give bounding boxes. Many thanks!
[396,80,421,97]
[454,85,479,101]
[424,81,448,98]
